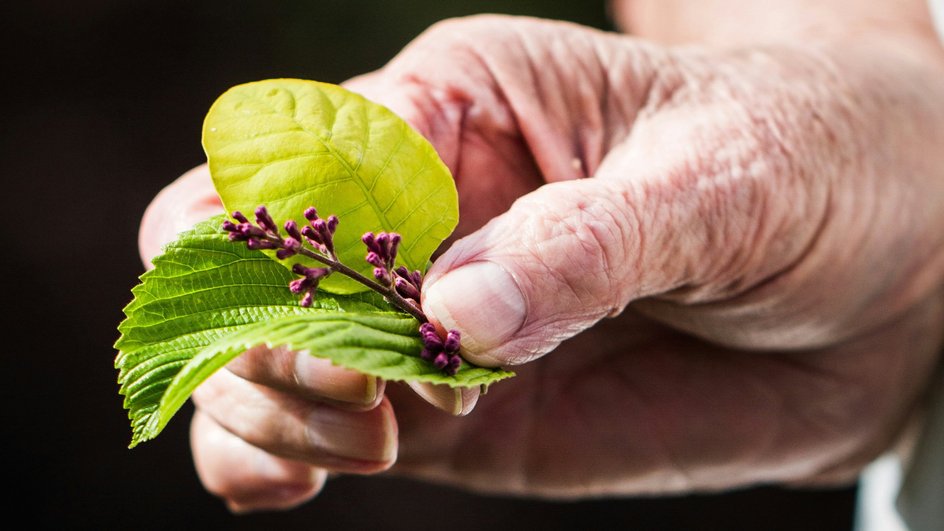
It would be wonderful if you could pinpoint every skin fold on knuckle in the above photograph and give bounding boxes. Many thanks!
[675,45,944,345]
[686,58,835,287]
[192,372,322,464]
[398,14,667,182]
[621,49,895,347]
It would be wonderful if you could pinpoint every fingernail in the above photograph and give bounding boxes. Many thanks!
[409,382,480,416]
[423,261,526,361]
[363,376,380,404]
[295,352,380,406]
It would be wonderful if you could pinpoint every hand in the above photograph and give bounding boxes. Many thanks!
[139,11,944,511]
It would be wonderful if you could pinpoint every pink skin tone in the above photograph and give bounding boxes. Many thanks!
[139,1,944,513]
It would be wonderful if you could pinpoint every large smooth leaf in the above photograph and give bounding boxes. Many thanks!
[203,79,458,293]
[115,218,513,447]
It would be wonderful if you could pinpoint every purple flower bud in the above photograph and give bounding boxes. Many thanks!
[254,206,278,234]
[237,223,267,239]
[222,220,238,232]
[283,237,301,251]
[304,207,318,221]
[289,278,310,294]
[444,330,461,353]
[362,232,378,254]
[312,219,334,254]
[232,211,249,224]
[420,330,443,350]
[301,225,323,246]
[395,276,421,301]
[306,267,331,280]
[275,248,295,260]
[447,354,462,375]
[388,233,401,261]
[393,267,422,294]
[373,267,388,282]
[292,264,330,280]
[274,237,301,259]
[365,252,384,268]
[284,220,302,241]
[228,231,248,242]
[375,233,389,257]
[415,323,462,374]
[326,215,339,234]
[300,291,314,307]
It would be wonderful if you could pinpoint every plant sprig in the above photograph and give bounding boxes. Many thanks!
[223,204,463,375]
[115,78,514,448]
[223,205,425,319]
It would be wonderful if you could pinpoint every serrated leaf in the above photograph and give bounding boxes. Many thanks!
[147,313,514,446]
[115,218,513,447]
[203,78,458,293]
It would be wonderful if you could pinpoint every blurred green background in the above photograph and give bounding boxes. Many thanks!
[2,1,856,529]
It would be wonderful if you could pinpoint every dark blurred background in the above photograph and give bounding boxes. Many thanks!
[2,1,857,529]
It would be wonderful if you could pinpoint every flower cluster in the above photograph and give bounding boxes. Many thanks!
[223,206,335,307]
[363,232,424,314]
[419,323,462,375]
[222,205,464,375]
[289,264,331,308]
[221,207,279,249]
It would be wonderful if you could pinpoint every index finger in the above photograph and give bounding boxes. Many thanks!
[139,164,222,267]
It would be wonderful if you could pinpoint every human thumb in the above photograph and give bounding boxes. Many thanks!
[421,177,662,367]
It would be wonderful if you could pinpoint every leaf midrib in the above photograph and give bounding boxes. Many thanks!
[230,90,418,266]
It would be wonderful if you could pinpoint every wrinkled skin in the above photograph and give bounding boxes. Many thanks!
[140,12,944,512]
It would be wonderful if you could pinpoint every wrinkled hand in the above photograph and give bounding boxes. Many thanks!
[139,14,944,512]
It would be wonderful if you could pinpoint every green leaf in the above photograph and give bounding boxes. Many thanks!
[115,218,513,447]
[203,78,458,293]
[150,313,513,446]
